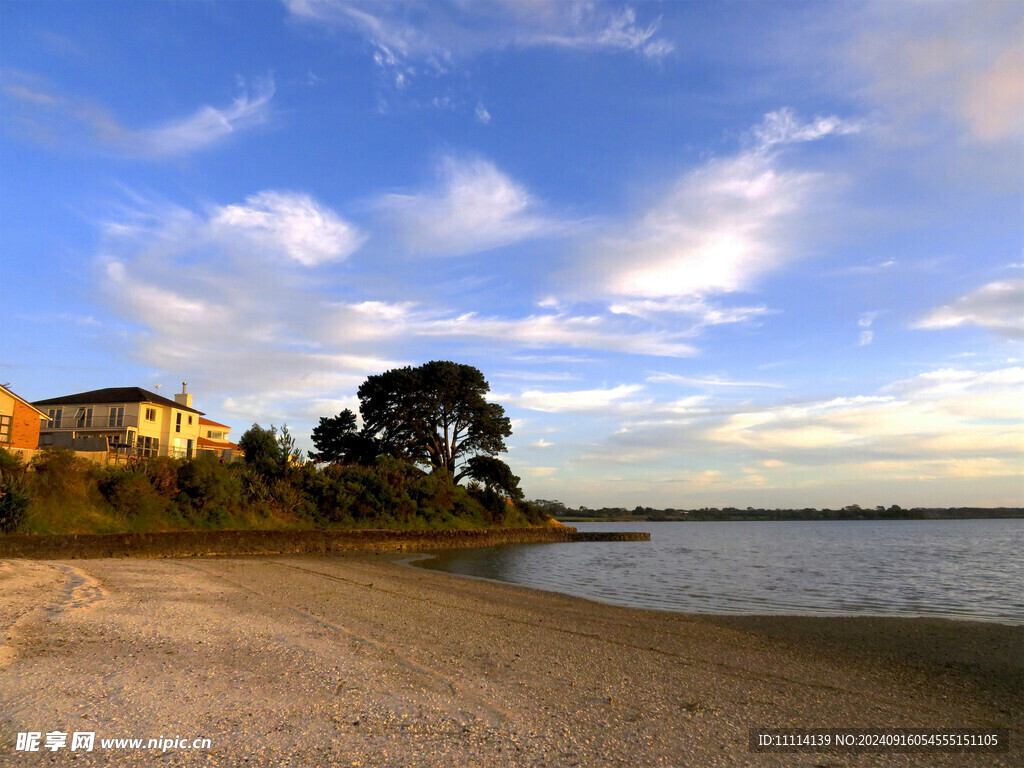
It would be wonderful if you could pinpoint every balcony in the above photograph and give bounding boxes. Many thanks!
[44,415,141,430]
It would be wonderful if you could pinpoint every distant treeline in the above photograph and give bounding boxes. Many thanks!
[534,500,1024,522]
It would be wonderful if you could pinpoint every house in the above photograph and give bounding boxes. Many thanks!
[197,417,243,461]
[0,384,48,454]
[33,383,235,460]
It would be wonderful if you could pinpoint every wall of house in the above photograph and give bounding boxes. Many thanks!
[164,407,202,457]
[0,392,44,450]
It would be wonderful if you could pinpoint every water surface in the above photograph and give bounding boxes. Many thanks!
[418,519,1024,624]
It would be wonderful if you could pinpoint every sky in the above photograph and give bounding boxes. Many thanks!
[1,1,1022,510]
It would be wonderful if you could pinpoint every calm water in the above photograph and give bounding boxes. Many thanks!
[417,520,1024,624]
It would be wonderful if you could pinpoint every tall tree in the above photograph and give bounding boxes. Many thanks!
[357,361,511,482]
[238,423,282,476]
[310,409,379,465]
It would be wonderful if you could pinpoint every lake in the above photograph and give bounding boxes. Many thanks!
[416,519,1024,625]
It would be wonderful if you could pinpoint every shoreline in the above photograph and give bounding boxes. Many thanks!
[2,553,1020,766]
[0,526,649,560]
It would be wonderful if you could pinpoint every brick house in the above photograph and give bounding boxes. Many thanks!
[0,384,48,452]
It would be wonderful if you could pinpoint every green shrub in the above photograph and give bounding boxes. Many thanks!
[0,454,30,532]
[176,453,242,525]
[30,448,94,498]
[97,469,170,524]
[142,456,181,498]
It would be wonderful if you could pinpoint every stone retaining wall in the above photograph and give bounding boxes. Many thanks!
[0,527,649,560]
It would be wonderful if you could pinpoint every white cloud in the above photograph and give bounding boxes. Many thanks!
[583,110,852,299]
[509,385,645,413]
[857,311,877,346]
[211,191,366,266]
[4,74,274,157]
[286,0,673,67]
[609,296,771,326]
[374,155,563,256]
[475,103,491,124]
[914,280,1024,339]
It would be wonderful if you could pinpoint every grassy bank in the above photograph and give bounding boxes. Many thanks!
[0,448,550,535]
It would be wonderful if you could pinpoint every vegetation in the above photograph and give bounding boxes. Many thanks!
[355,361,512,482]
[0,446,549,535]
[0,359,550,535]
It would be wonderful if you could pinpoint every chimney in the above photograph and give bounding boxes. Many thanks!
[174,381,193,409]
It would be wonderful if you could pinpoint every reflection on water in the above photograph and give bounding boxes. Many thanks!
[417,520,1024,624]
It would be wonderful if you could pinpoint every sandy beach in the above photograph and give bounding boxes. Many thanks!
[1,554,1020,767]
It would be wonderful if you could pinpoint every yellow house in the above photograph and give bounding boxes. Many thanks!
[197,417,243,461]
[33,384,210,459]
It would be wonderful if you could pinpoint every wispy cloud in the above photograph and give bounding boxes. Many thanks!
[323,302,699,358]
[3,73,274,157]
[577,109,857,299]
[646,373,783,389]
[914,280,1024,339]
[608,296,771,327]
[285,0,673,67]
[373,154,566,256]
[752,107,862,151]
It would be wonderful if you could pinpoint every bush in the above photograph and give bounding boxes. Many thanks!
[0,451,30,533]
[97,469,171,524]
[30,448,94,498]
[176,453,242,525]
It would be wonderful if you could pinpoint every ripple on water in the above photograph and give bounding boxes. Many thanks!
[419,520,1024,624]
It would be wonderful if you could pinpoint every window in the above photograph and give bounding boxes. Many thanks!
[47,408,63,429]
[175,413,182,433]
[187,415,193,426]
[138,435,160,458]
[207,430,223,440]
[109,406,124,427]
[0,415,10,443]
[75,407,93,428]
[145,408,156,422]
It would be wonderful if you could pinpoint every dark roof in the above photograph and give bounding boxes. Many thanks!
[32,387,205,415]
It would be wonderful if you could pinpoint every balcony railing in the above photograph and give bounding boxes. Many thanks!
[44,415,141,430]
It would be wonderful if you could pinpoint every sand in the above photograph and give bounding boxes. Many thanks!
[0,553,1020,767]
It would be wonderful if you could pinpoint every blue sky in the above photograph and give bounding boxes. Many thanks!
[2,0,1022,509]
